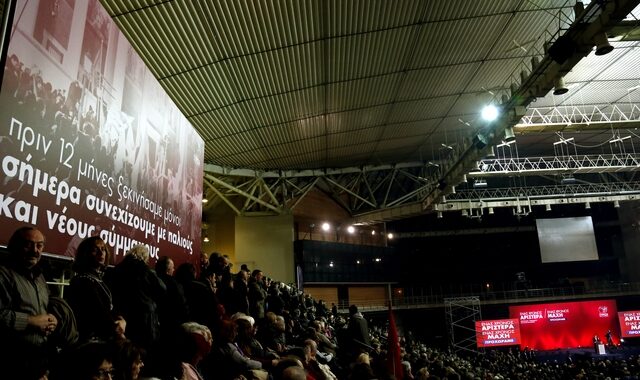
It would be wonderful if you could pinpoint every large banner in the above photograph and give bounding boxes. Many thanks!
[0,0,204,266]
[510,300,618,350]
[618,311,640,338]
[475,318,521,347]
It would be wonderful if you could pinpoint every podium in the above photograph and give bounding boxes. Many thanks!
[596,343,606,355]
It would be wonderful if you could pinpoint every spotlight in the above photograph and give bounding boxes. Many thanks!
[437,211,443,219]
[614,200,620,208]
[329,262,334,268]
[202,198,209,203]
[371,230,376,235]
[347,226,355,234]
[387,233,394,240]
[461,209,469,217]
[321,222,330,231]
[488,207,494,215]
[504,126,516,142]
[481,104,499,122]
[545,204,552,212]
[553,77,569,95]
[203,234,210,243]
[594,32,613,56]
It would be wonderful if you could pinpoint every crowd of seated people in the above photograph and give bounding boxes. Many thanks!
[3,227,640,380]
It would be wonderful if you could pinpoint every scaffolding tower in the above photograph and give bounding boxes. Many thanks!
[445,296,482,354]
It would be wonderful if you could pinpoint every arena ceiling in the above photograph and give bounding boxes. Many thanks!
[100,0,640,222]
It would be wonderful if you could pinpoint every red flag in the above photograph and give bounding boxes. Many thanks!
[387,305,404,379]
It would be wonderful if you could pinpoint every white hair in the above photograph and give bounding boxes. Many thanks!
[127,244,150,263]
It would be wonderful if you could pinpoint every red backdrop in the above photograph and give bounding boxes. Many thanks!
[509,300,618,350]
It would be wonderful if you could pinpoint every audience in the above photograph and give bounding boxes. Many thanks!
[6,226,640,380]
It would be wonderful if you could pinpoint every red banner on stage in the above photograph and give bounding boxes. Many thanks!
[618,311,640,338]
[476,318,521,347]
[510,300,618,350]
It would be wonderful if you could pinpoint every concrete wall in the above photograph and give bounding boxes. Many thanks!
[235,214,295,283]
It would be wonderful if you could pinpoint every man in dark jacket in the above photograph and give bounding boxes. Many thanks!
[248,269,267,321]
[347,304,371,357]
[0,227,57,379]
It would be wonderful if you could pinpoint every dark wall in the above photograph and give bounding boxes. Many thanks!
[389,202,623,289]
[296,240,399,283]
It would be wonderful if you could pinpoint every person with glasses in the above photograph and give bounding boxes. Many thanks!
[0,226,57,379]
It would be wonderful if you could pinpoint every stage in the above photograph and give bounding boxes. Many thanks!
[533,346,640,363]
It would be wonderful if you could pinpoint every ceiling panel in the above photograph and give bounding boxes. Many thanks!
[100,0,640,170]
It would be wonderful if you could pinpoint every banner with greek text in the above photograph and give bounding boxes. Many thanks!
[618,311,640,338]
[510,300,618,350]
[0,0,203,265]
[475,319,521,348]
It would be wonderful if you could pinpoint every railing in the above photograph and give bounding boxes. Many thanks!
[351,281,640,312]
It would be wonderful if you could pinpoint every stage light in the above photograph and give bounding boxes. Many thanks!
[488,207,494,215]
[321,222,330,231]
[387,233,394,240]
[504,126,516,142]
[356,260,361,264]
[614,200,620,208]
[585,201,591,210]
[437,211,443,219]
[545,204,552,212]
[347,225,355,234]
[594,32,613,56]
[371,230,376,235]
[202,198,209,203]
[553,77,569,95]
[329,261,334,268]
[481,104,499,122]
[374,258,382,262]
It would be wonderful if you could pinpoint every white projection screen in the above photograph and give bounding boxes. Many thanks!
[536,217,598,263]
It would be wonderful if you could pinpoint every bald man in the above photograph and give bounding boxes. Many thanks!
[0,226,57,379]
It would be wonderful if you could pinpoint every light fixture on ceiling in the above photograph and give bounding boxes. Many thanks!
[488,207,494,215]
[561,175,576,184]
[614,200,620,208]
[387,233,394,240]
[321,222,331,231]
[202,198,209,204]
[481,104,499,122]
[486,146,496,158]
[473,179,487,188]
[553,77,569,95]
[594,32,614,56]
[203,234,210,243]
[504,126,516,142]
[347,225,355,234]
[461,209,469,217]
[545,204,552,212]
[585,201,591,210]
[437,211,443,219]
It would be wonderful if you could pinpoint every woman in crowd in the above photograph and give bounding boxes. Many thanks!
[107,244,166,351]
[66,236,125,343]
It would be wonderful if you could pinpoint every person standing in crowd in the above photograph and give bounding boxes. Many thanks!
[66,236,125,343]
[155,255,188,331]
[347,305,371,358]
[107,244,166,352]
[233,268,250,315]
[249,269,268,321]
[0,226,57,379]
